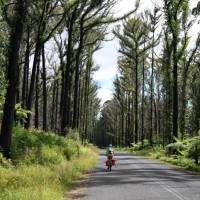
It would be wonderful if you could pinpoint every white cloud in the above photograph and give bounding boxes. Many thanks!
[93,66,117,81]
[97,88,113,105]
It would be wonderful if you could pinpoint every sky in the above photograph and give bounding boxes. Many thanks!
[93,0,199,105]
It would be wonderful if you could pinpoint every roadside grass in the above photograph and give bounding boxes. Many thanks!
[0,126,99,200]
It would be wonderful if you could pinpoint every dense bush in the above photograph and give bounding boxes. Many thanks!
[10,126,80,164]
[130,140,150,151]
[0,153,12,168]
[0,149,98,200]
[164,136,200,164]
[165,139,186,156]
[187,136,200,164]
[0,126,98,200]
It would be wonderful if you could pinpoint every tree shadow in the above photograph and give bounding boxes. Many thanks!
[86,155,200,189]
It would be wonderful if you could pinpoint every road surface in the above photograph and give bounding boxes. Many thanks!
[82,151,200,200]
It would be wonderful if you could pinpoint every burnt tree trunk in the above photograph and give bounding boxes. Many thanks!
[72,20,84,129]
[25,2,46,129]
[61,8,77,134]
[172,33,178,139]
[0,0,27,158]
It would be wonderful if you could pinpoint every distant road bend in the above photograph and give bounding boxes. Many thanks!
[82,151,200,200]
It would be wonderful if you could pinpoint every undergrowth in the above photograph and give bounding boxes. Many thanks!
[0,126,98,200]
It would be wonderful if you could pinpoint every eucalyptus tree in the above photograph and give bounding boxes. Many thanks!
[145,6,161,146]
[189,53,200,134]
[179,36,200,137]
[60,0,140,134]
[114,57,132,146]
[113,76,126,146]
[72,0,140,130]
[114,17,151,144]
[0,0,28,158]
[24,0,78,129]
[163,0,190,138]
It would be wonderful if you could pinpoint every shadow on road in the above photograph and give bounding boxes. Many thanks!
[86,154,200,189]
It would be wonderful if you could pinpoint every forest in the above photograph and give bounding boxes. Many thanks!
[95,0,200,151]
[0,0,140,158]
[0,0,141,198]
[1,0,200,199]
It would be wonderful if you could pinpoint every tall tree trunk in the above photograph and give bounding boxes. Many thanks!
[22,26,30,108]
[179,41,199,137]
[83,53,92,144]
[141,44,145,147]
[72,20,84,129]
[55,81,59,132]
[128,94,131,146]
[134,53,138,144]
[51,81,56,130]
[42,44,48,131]
[172,33,178,138]
[0,0,27,158]
[25,1,46,129]
[35,60,40,129]
[25,38,42,129]
[61,8,77,134]
[121,106,124,146]
[150,29,155,146]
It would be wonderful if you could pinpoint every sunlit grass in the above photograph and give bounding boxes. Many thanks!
[0,127,99,200]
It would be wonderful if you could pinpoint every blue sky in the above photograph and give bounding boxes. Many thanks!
[93,0,199,105]
[93,39,118,103]
[93,0,156,104]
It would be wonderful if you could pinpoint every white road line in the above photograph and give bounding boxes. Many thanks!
[152,177,190,200]
[135,157,190,200]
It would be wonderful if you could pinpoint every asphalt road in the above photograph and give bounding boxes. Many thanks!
[82,151,200,200]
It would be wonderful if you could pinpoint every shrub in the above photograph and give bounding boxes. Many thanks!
[0,153,12,168]
[39,146,64,165]
[0,126,99,200]
[66,128,80,142]
[187,136,200,164]
[130,140,150,151]
[11,126,81,163]
[165,141,186,156]
[63,139,80,160]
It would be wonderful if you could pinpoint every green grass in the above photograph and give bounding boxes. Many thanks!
[0,126,99,200]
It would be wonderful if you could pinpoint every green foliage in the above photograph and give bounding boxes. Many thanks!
[130,140,150,151]
[23,146,65,165]
[165,140,186,156]
[0,0,5,7]
[0,153,12,168]
[66,128,80,141]
[187,136,200,164]
[15,104,32,122]
[1,103,31,121]
[164,136,200,164]
[11,126,80,163]
[0,127,99,200]
[121,134,200,172]
[0,150,98,200]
